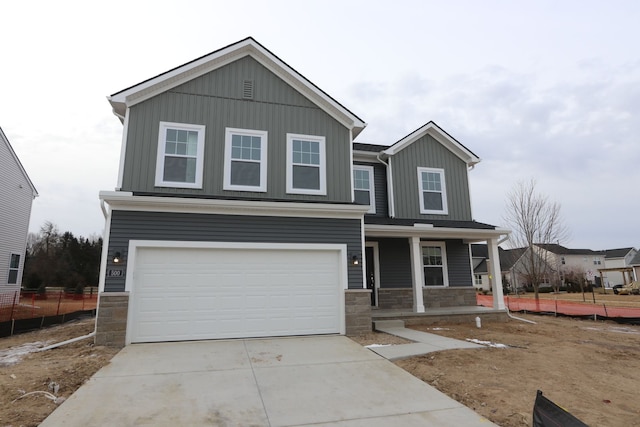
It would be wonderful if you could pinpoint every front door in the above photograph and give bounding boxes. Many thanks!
[365,246,376,306]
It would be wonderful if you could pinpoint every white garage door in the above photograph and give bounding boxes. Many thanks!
[128,245,344,343]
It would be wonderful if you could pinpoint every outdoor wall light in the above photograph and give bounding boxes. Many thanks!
[112,252,122,263]
[351,254,360,266]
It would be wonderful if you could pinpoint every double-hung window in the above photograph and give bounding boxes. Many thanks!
[8,253,20,284]
[155,122,205,188]
[353,165,375,213]
[422,243,448,286]
[223,128,268,192]
[286,134,326,195]
[417,167,448,214]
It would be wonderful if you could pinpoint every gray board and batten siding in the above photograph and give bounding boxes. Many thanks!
[121,56,353,203]
[391,134,473,221]
[368,238,473,288]
[354,161,388,217]
[105,210,363,292]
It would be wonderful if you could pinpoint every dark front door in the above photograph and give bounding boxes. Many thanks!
[365,246,376,306]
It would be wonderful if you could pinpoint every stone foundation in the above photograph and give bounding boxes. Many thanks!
[95,292,129,347]
[424,287,477,308]
[377,287,477,309]
[345,289,372,336]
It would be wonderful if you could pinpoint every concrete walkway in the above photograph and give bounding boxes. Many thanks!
[40,336,495,426]
[369,320,484,360]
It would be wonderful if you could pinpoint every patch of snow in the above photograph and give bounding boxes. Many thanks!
[429,327,451,331]
[0,341,51,366]
[466,338,509,348]
[365,344,392,348]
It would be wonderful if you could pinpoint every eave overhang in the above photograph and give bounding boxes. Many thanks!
[364,223,510,243]
[99,191,369,219]
[108,37,366,137]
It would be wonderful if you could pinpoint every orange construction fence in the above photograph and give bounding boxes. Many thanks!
[477,294,640,319]
[0,290,98,323]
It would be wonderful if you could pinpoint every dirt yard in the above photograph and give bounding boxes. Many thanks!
[2,314,640,426]
[0,317,118,427]
[396,315,640,427]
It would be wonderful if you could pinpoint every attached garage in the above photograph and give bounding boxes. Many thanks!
[126,241,347,344]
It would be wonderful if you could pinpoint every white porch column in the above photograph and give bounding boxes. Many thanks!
[409,236,425,313]
[488,238,506,310]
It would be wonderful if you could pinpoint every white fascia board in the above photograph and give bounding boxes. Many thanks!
[383,123,481,166]
[364,223,510,241]
[99,191,369,219]
[108,39,366,136]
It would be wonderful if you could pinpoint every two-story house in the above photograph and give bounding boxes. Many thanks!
[0,127,38,298]
[96,38,508,347]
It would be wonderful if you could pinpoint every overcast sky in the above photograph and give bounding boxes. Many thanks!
[2,0,639,250]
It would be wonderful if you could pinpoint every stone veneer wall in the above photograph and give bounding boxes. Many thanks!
[344,289,372,335]
[423,287,477,308]
[377,287,477,309]
[95,292,129,347]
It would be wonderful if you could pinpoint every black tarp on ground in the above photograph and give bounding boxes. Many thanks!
[0,310,95,338]
[533,390,589,427]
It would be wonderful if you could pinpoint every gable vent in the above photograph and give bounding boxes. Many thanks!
[242,80,254,99]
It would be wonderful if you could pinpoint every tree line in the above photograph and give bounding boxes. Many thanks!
[23,221,102,293]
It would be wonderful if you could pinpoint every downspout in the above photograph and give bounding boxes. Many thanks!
[42,199,112,351]
[377,152,395,218]
[495,232,535,324]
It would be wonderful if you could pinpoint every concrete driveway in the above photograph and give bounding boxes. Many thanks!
[40,336,494,426]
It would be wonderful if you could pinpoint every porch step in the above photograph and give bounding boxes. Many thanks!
[373,320,405,330]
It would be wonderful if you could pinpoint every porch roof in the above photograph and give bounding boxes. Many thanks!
[364,217,510,242]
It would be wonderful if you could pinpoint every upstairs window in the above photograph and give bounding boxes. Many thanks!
[8,253,20,284]
[353,165,376,214]
[417,167,448,214]
[223,128,268,192]
[421,243,449,286]
[155,122,205,189]
[286,134,326,195]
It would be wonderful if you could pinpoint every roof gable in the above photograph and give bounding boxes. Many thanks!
[108,37,366,137]
[604,247,635,258]
[382,121,480,166]
[0,127,38,196]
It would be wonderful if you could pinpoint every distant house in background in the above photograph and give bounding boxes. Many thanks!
[602,247,638,286]
[474,243,640,292]
[0,127,38,297]
[472,244,530,292]
[629,252,640,284]
[535,244,604,286]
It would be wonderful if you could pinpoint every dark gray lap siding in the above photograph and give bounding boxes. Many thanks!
[105,210,363,292]
[372,238,472,288]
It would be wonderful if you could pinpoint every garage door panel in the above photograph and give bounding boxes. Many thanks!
[129,246,343,343]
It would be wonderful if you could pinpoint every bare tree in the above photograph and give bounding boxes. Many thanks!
[503,179,569,300]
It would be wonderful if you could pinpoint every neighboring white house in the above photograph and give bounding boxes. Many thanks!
[0,127,38,297]
[535,244,605,285]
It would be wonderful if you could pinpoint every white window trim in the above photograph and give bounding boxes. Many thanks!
[155,121,206,189]
[417,167,448,215]
[421,241,449,287]
[353,165,376,214]
[223,127,268,192]
[8,252,21,285]
[286,133,326,195]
